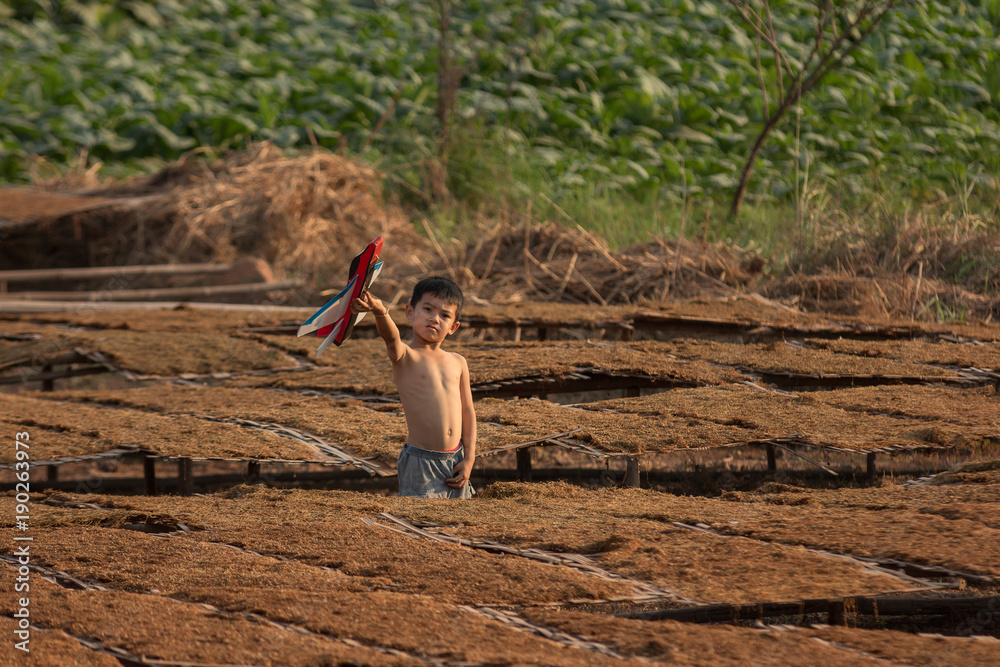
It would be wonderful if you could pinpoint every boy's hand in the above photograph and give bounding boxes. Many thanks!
[446,459,473,489]
[352,291,387,317]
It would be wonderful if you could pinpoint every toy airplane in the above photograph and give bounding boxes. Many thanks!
[298,236,384,355]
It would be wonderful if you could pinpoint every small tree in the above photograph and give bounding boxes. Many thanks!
[429,0,463,204]
[728,0,907,219]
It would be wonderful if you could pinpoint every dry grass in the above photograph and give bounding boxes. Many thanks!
[424,220,765,305]
[43,386,411,461]
[461,341,745,386]
[2,524,640,666]
[231,338,744,394]
[5,477,994,665]
[811,385,1000,430]
[8,142,428,298]
[0,393,316,462]
[190,522,636,606]
[476,396,752,453]
[37,381,993,461]
[0,564,406,667]
[775,207,1000,322]
[807,338,1000,370]
[5,305,302,332]
[523,608,1000,665]
[800,625,1000,665]
[0,615,121,667]
[0,325,295,376]
[640,339,958,378]
[635,294,836,327]
[519,609,873,665]
[586,384,996,451]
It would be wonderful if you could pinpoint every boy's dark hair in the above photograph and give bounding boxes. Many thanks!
[410,276,464,318]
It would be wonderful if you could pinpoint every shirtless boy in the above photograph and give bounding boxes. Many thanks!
[351,277,475,498]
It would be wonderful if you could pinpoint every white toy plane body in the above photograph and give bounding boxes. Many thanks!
[298,236,384,355]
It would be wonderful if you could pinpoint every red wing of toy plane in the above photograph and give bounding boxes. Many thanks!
[297,236,384,355]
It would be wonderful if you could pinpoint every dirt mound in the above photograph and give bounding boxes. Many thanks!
[3,142,428,300]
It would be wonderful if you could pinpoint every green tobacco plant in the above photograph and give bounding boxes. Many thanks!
[1,0,998,239]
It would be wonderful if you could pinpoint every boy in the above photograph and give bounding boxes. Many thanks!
[351,276,476,498]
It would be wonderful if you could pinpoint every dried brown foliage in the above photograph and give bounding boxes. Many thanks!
[425,220,765,305]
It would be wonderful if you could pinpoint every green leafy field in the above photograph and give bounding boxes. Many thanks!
[2,0,999,229]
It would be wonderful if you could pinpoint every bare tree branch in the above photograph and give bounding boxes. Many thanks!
[728,0,905,219]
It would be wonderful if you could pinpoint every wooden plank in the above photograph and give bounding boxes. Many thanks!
[143,454,157,496]
[516,447,532,482]
[1,280,301,302]
[0,300,314,314]
[177,457,193,496]
[0,365,109,387]
[624,456,640,487]
[624,595,1000,624]
[766,442,777,471]
[0,263,235,282]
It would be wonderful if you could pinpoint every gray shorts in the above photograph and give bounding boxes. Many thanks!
[396,444,474,499]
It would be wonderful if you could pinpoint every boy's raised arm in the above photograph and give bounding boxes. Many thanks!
[352,292,407,363]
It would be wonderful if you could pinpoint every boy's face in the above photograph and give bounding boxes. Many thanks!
[406,293,461,343]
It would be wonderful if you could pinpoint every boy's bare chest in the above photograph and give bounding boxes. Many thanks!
[394,353,460,389]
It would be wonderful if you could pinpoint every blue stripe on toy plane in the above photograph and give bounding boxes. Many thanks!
[297,275,357,337]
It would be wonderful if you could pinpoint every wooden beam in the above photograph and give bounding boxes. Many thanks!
[143,455,157,496]
[516,448,532,482]
[0,263,235,282]
[624,456,640,488]
[1,280,301,302]
[867,451,878,479]
[766,442,777,471]
[246,460,262,484]
[828,599,845,625]
[0,301,313,314]
[0,365,108,386]
[177,457,193,496]
[625,595,1000,624]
